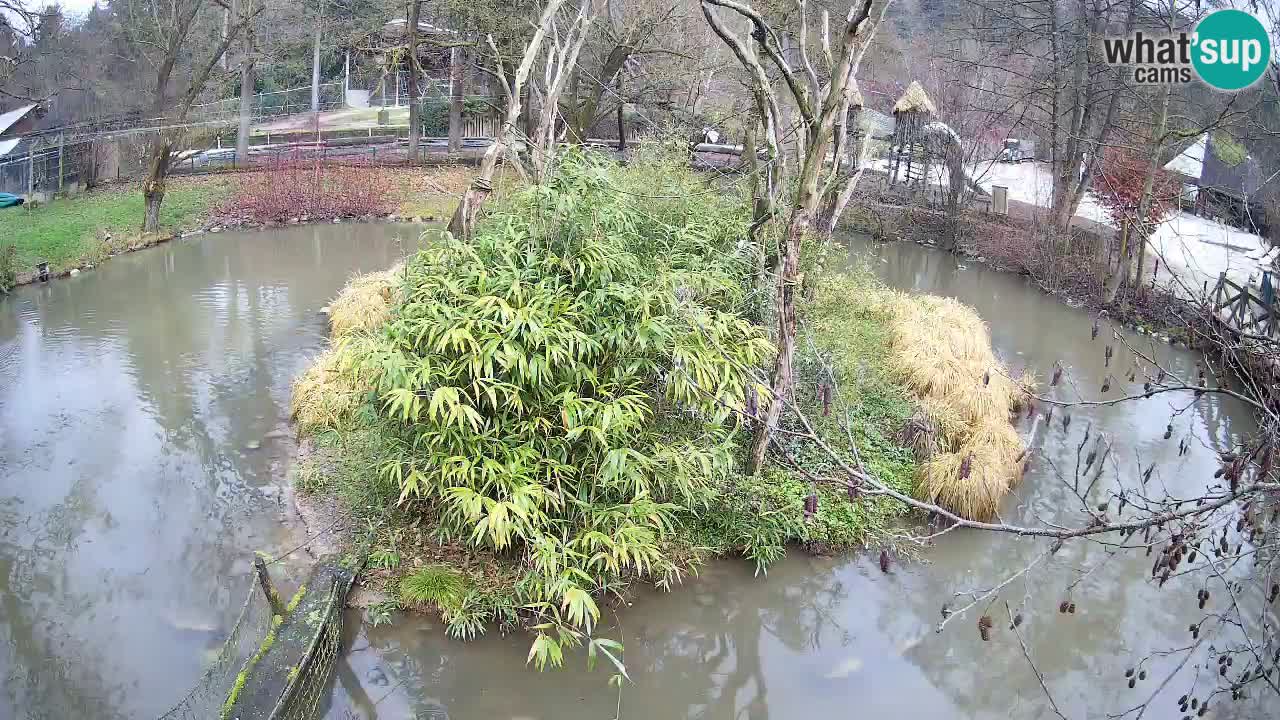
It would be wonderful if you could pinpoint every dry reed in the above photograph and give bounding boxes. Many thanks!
[875,289,1031,520]
[328,264,403,339]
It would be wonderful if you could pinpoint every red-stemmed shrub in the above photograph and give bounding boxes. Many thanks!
[219,154,397,223]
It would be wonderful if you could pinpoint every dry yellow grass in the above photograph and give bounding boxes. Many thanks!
[875,289,1032,520]
[291,346,365,430]
[328,264,403,339]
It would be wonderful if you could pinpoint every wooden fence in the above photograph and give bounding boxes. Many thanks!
[1213,272,1278,337]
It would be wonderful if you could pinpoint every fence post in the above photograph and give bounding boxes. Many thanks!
[26,142,35,200]
[57,133,65,193]
[254,555,284,615]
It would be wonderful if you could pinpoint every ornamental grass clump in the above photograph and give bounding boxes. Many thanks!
[875,290,1032,520]
[342,151,771,657]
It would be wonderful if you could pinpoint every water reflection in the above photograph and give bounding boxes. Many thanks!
[330,234,1266,720]
[0,223,418,718]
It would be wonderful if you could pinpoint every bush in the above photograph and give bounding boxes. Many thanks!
[0,244,15,292]
[344,151,770,654]
[219,156,396,223]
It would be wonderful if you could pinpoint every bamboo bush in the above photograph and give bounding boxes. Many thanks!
[342,152,771,659]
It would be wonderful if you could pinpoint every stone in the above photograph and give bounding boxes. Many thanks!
[263,429,288,440]
[319,305,331,315]
[69,268,79,276]
[976,256,986,262]
[210,226,221,233]
[245,440,261,451]
[333,218,341,224]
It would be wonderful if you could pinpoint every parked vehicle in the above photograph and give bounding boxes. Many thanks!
[999,138,1035,163]
[0,193,24,208]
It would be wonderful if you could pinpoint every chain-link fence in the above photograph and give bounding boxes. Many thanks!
[156,576,277,720]
[0,138,94,197]
[156,562,355,720]
[190,83,346,123]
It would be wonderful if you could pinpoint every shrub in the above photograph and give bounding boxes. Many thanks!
[0,244,16,292]
[219,155,396,223]
[347,151,770,657]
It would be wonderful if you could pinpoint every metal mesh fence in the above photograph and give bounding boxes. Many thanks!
[156,564,355,720]
[0,140,93,197]
[270,571,352,720]
[156,576,276,720]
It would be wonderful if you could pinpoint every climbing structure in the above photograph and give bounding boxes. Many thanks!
[888,80,938,188]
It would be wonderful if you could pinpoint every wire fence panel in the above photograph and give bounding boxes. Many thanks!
[156,577,276,720]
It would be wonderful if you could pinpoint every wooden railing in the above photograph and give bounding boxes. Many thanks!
[1213,272,1278,337]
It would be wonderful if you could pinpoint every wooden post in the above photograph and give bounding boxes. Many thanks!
[27,142,35,200]
[254,554,284,615]
[57,134,65,193]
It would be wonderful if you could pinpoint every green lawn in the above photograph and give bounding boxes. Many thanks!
[0,178,226,273]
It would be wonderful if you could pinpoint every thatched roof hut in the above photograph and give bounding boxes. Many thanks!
[892,81,937,116]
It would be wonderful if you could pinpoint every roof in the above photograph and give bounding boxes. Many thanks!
[893,81,936,115]
[0,138,20,157]
[1200,134,1263,201]
[0,104,38,137]
[1164,133,1206,179]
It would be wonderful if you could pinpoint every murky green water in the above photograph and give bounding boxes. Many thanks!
[0,227,1268,719]
[0,223,419,719]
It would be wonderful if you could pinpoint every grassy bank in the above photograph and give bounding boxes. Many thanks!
[290,150,1027,663]
[0,177,227,283]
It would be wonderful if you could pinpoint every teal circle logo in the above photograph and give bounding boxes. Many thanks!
[1192,10,1271,91]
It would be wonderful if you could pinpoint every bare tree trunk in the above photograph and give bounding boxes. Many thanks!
[142,138,172,234]
[615,74,625,152]
[236,3,254,167]
[311,1,322,114]
[448,45,464,153]
[406,0,422,162]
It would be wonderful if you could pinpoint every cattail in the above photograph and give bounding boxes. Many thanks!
[1270,583,1278,603]
[1191,698,1198,710]
[879,549,891,573]
[1092,318,1100,340]
[1143,464,1155,483]
[983,370,990,386]
[959,453,973,480]
[1138,669,1146,680]
[1236,516,1246,533]
[1128,677,1136,688]
[1025,399,1036,419]
[1157,368,1166,383]
[1011,613,1023,629]
[1105,344,1113,366]
[1063,412,1072,431]
[1127,363,1137,382]
[1045,406,1054,423]
[1085,450,1097,472]
[1164,423,1173,440]
[1118,491,1127,514]
[1125,668,1135,678]
[940,603,951,619]
[977,615,992,641]
[1051,364,1063,386]
[1101,376,1112,393]
[1059,600,1069,613]
[1067,602,1076,614]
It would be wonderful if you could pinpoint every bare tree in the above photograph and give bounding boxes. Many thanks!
[236,0,257,166]
[406,0,423,162]
[122,0,259,233]
[447,0,566,240]
[528,0,599,183]
[701,0,890,474]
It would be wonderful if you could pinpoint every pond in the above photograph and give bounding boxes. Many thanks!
[0,226,1264,719]
[0,223,419,719]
